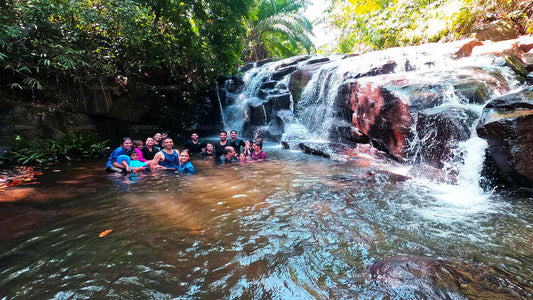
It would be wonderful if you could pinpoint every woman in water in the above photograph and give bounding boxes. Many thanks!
[105,137,133,172]
[250,141,267,161]
[242,139,253,157]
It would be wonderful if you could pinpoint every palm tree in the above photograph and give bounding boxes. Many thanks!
[243,0,315,62]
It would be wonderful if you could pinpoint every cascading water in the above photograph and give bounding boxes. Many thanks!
[215,81,228,131]
[220,40,526,195]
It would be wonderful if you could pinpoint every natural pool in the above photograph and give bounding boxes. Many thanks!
[1,144,532,299]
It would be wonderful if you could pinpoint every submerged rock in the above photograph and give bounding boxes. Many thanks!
[368,256,533,299]
[476,86,533,188]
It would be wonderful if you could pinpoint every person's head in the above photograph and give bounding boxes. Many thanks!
[244,139,252,148]
[129,151,139,160]
[253,142,262,151]
[230,130,238,140]
[238,153,247,161]
[206,142,214,152]
[191,133,199,141]
[145,137,155,147]
[219,131,227,141]
[223,146,235,158]
[161,132,168,139]
[179,150,190,163]
[154,133,162,141]
[256,137,263,145]
[121,137,133,149]
[133,140,143,149]
[162,137,174,149]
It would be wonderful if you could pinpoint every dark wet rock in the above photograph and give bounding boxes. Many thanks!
[267,93,291,110]
[260,81,277,90]
[368,256,533,299]
[452,81,491,104]
[305,57,330,65]
[298,142,332,158]
[473,19,520,42]
[413,107,479,167]
[277,55,310,69]
[271,65,298,81]
[0,99,94,143]
[476,86,533,188]
[504,53,528,77]
[239,62,255,73]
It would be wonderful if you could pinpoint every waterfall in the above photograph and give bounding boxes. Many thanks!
[215,81,228,131]
[219,39,527,192]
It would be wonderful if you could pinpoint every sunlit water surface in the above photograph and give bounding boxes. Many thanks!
[1,145,532,299]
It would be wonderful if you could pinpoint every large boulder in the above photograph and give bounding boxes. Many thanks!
[345,68,510,165]
[476,87,533,188]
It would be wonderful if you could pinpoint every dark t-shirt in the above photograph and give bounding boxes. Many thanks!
[141,146,160,160]
[214,141,229,156]
[185,140,205,155]
[228,138,245,154]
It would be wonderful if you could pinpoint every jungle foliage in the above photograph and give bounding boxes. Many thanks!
[327,0,533,53]
[242,0,315,62]
[0,0,254,105]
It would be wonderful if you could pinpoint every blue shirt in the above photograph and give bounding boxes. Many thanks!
[159,149,180,169]
[117,155,146,168]
[177,161,196,173]
[106,147,132,169]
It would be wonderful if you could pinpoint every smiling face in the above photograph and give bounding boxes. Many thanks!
[191,133,199,141]
[230,131,237,140]
[180,151,190,163]
[154,133,162,141]
[146,137,155,146]
[162,138,174,149]
[238,153,246,161]
[219,132,227,141]
[122,139,133,149]
[206,143,214,152]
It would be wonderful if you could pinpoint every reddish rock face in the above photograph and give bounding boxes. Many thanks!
[345,68,509,165]
[347,81,413,160]
[476,87,533,188]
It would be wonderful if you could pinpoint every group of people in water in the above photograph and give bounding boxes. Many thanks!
[105,130,267,174]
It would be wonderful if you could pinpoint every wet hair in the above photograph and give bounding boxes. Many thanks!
[133,140,143,148]
[121,137,132,146]
[223,146,234,155]
[230,130,237,134]
[206,142,214,147]
[162,137,173,143]
[253,142,262,149]
[129,151,139,157]
[219,131,227,135]
[180,150,190,155]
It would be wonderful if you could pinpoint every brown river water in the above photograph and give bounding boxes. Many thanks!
[1,144,532,299]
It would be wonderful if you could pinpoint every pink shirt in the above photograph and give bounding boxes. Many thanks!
[134,148,146,162]
[251,150,266,160]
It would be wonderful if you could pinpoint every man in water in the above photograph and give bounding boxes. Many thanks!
[228,130,245,154]
[151,137,180,169]
[153,132,163,148]
[215,131,229,157]
[185,133,205,155]
[218,146,237,163]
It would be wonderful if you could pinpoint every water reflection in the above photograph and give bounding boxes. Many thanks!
[0,146,532,299]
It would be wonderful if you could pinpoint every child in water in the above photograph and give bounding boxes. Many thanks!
[117,151,147,173]
[238,153,248,162]
[177,150,196,173]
